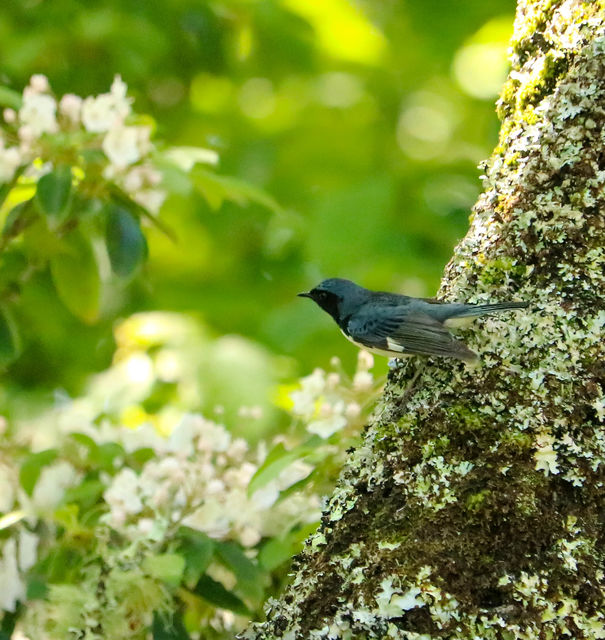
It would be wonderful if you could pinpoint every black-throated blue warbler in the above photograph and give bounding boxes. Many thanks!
[298,278,528,363]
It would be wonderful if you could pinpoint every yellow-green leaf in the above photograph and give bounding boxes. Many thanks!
[0,304,21,366]
[50,230,100,322]
[143,553,186,587]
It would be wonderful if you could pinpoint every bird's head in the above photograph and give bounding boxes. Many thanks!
[298,278,366,322]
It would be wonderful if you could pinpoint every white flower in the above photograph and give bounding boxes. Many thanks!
[137,517,154,536]
[290,389,315,418]
[123,166,145,192]
[123,165,162,192]
[183,497,230,539]
[133,188,166,214]
[0,145,21,183]
[80,76,131,133]
[307,414,347,438]
[3,108,16,123]
[251,483,279,509]
[167,417,198,456]
[345,402,361,419]
[19,92,58,136]
[82,93,120,132]
[353,371,373,392]
[32,461,79,510]
[103,468,142,518]
[102,125,142,169]
[239,525,261,548]
[59,93,83,123]
[110,75,131,119]
[198,419,231,452]
[29,74,50,94]
[17,125,35,146]
[0,539,25,612]
[0,464,15,512]
[228,438,248,461]
[18,528,38,571]
[120,423,165,454]
[357,350,374,371]
[302,368,326,395]
[326,372,340,389]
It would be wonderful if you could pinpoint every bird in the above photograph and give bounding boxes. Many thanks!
[298,278,528,364]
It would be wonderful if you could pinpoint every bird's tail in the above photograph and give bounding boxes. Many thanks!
[454,301,529,319]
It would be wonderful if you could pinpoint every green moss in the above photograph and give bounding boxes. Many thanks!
[478,256,527,286]
[465,489,491,512]
[445,403,483,430]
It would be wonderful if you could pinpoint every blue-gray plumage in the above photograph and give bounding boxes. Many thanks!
[298,278,528,363]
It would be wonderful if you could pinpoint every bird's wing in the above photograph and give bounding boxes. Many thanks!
[346,307,477,362]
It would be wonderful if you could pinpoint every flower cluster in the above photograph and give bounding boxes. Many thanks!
[0,309,383,639]
[1,74,166,213]
[289,350,379,439]
[98,414,320,548]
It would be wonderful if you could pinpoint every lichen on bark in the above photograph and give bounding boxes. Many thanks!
[242,1,605,638]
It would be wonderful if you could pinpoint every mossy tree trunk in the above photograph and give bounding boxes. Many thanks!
[243,1,605,638]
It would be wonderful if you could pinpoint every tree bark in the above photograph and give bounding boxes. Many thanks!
[243,1,605,638]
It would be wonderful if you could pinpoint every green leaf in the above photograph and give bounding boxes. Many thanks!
[127,447,155,468]
[143,553,186,587]
[177,527,214,585]
[0,85,22,110]
[19,449,58,496]
[247,438,320,496]
[2,199,37,239]
[69,432,99,453]
[108,185,176,241]
[63,478,105,510]
[0,304,21,366]
[192,574,249,616]
[105,204,148,277]
[163,146,218,171]
[215,541,264,601]
[88,442,125,472]
[259,522,319,571]
[50,229,100,323]
[191,167,282,213]
[35,166,72,223]
[258,538,292,572]
[0,607,18,640]
[26,577,48,601]
[152,612,191,640]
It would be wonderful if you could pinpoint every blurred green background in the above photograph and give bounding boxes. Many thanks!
[0,0,515,420]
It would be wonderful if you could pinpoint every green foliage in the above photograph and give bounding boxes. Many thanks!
[0,0,515,390]
[0,321,381,638]
[35,167,72,224]
[105,204,148,277]
[19,449,58,496]
[0,304,20,366]
[49,229,100,322]
[193,575,250,616]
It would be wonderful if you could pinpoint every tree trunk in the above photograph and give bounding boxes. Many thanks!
[243,1,605,638]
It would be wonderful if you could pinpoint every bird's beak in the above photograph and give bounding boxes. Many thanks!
[297,291,312,298]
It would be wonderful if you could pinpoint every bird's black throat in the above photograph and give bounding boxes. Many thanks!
[308,289,342,324]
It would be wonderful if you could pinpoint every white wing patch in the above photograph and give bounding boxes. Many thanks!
[386,336,406,352]
[340,329,412,359]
